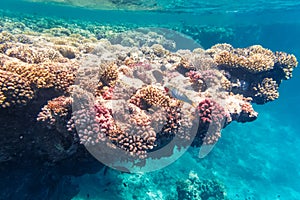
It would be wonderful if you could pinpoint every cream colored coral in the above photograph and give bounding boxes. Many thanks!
[275,51,298,79]
[130,85,171,108]
[0,69,34,108]
[253,78,279,102]
[214,49,275,73]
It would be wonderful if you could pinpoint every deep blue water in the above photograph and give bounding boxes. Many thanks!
[1,0,300,199]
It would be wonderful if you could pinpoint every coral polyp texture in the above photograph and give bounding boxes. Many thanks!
[0,27,298,167]
[0,69,34,107]
[0,38,80,108]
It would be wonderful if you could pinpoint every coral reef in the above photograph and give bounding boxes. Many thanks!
[0,9,298,199]
[274,51,298,79]
[32,40,295,163]
[0,8,298,172]
[209,43,298,104]
[176,171,227,200]
[253,77,279,103]
[214,45,275,73]
[37,96,73,131]
[0,69,34,108]
[109,29,176,49]
[0,40,79,108]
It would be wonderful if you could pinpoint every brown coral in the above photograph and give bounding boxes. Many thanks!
[0,31,15,44]
[214,45,275,73]
[40,61,78,92]
[2,60,55,89]
[129,85,171,109]
[253,77,279,103]
[275,51,298,79]
[0,69,34,108]
[98,61,119,87]
[37,96,73,130]
[151,44,169,57]
[209,43,234,53]
[220,76,232,91]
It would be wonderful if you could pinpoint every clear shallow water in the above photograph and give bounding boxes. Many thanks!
[1,0,300,199]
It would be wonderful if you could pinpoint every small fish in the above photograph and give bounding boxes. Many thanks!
[164,85,197,107]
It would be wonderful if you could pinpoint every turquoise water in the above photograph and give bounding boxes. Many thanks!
[1,0,300,199]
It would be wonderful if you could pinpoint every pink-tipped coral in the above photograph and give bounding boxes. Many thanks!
[196,99,229,145]
[197,99,228,125]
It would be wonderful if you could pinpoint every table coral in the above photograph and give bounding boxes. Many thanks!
[214,44,275,73]
[210,44,297,104]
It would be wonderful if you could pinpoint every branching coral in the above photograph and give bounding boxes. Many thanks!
[68,109,99,145]
[37,96,73,131]
[2,60,56,89]
[214,45,275,73]
[210,44,297,104]
[225,93,258,122]
[98,61,119,87]
[220,76,232,91]
[195,99,229,145]
[189,50,216,71]
[40,61,78,92]
[253,77,279,104]
[275,51,298,79]
[157,104,181,139]
[197,99,228,126]
[129,85,171,109]
[0,42,78,108]
[0,69,34,108]
[187,69,224,91]
[70,100,157,158]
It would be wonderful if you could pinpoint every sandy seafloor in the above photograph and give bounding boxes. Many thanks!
[1,0,300,199]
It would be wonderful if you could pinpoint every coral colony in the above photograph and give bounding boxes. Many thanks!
[0,29,298,169]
